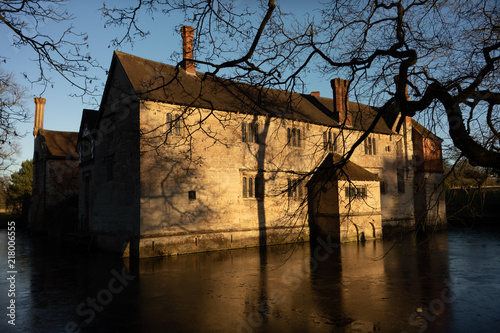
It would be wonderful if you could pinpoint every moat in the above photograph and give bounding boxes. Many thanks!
[1,225,500,332]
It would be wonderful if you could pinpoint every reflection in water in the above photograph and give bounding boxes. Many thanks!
[0,227,499,332]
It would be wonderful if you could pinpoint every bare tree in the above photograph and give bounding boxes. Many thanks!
[101,0,500,171]
[0,0,101,95]
[0,69,26,173]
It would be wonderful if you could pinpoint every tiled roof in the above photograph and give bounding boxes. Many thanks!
[411,119,443,142]
[308,153,380,183]
[114,51,394,134]
[40,129,79,159]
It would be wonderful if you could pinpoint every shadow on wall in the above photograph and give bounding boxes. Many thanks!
[44,195,79,240]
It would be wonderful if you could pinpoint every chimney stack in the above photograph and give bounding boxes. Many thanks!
[181,25,195,74]
[33,97,46,137]
[310,91,320,97]
[331,78,351,126]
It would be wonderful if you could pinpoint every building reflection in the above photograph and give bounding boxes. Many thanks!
[0,230,452,332]
[131,231,450,332]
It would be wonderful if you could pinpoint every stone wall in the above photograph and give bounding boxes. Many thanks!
[89,66,142,256]
[338,180,382,242]
[136,100,409,257]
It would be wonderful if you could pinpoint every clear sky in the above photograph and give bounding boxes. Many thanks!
[2,0,182,169]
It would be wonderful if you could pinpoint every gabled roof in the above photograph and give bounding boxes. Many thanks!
[308,153,380,184]
[39,129,79,159]
[113,51,394,134]
[411,119,443,143]
[77,109,99,143]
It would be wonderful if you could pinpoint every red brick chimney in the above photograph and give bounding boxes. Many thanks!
[331,78,351,126]
[181,25,195,74]
[33,97,46,137]
[311,91,320,97]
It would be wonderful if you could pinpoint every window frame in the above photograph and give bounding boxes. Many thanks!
[242,174,264,199]
[174,113,181,136]
[241,121,259,143]
[188,190,196,200]
[323,130,337,153]
[287,126,302,148]
[166,113,182,136]
[287,177,305,200]
[345,184,368,200]
[364,137,377,155]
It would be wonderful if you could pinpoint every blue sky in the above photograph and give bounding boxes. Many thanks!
[2,0,183,169]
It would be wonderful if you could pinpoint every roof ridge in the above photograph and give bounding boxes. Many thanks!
[112,51,394,134]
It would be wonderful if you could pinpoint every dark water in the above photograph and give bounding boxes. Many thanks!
[1,226,500,333]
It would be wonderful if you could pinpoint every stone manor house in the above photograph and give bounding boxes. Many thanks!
[31,26,446,258]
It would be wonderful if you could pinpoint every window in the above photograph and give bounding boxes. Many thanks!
[242,174,264,199]
[248,178,253,197]
[364,137,377,155]
[287,127,301,147]
[323,130,337,153]
[188,191,196,200]
[242,122,259,143]
[166,113,182,136]
[174,114,181,136]
[105,155,114,182]
[380,180,387,194]
[242,177,248,198]
[345,185,367,199]
[397,169,405,193]
[166,113,172,132]
[287,178,304,199]
[241,123,246,142]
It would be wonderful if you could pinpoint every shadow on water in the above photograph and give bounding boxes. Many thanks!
[1,226,500,332]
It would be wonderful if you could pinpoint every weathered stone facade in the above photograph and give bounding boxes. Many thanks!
[77,27,446,258]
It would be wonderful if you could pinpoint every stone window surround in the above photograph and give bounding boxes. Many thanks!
[241,172,264,199]
[241,121,260,143]
[323,130,337,153]
[287,127,302,148]
[287,177,305,200]
[345,184,368,199]
[364,136,377,155]
[166,112,182,136]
